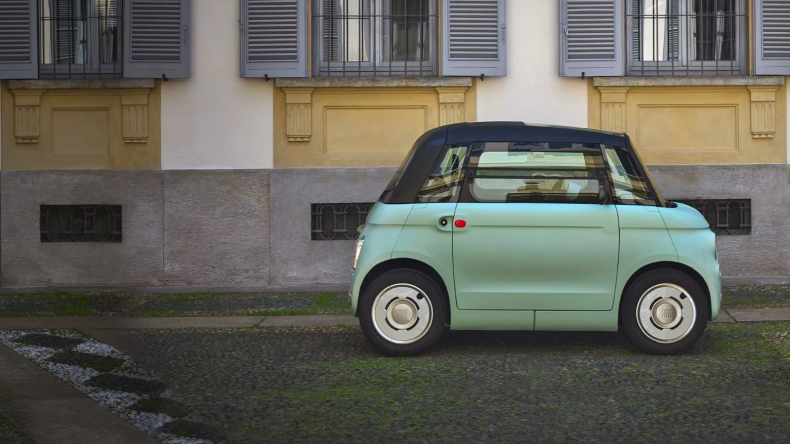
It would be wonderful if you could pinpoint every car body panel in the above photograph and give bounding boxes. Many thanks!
[534,310,618,332]
[349,202,413,315]
[659,204,722,319]
[450,309,534,331]
[390,202,459,304]
[610,205,680,315]
[452,202,620,311]
[349,122,723,332]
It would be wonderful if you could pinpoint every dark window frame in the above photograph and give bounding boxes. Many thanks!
[625,0,749,77]
[312,0,439,77]
[37,0,123,79]
[457,142,616,205]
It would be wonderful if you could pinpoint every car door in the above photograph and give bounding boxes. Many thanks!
[452,142,621,311]
[392,144,470,285]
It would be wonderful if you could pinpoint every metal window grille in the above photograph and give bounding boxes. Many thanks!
[676,199,751,235]
[627,0,748,76]
[40,205,123,243]
[311,203,374,240]
[313,0,438,77]
[38,0,122,79]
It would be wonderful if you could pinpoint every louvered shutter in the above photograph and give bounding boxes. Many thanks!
[441,0,507,77]
[323,0,342,62]
[755,0,790,75]
[560,0,623,77]
[53,0,79,63]
[0,0,38,79]
[241,0,307,78]
[123,0,191,79]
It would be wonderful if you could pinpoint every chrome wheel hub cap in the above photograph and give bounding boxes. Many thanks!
[372,284,433,345]
[637,284,697,344]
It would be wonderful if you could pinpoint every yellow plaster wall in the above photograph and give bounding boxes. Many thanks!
[274,82,477,168]
[1,81,161,170]
[588,81,787,165]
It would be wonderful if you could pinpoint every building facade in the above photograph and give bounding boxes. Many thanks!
[0,0,788,290]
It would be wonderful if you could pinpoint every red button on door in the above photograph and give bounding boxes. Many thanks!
[455,220,467,228]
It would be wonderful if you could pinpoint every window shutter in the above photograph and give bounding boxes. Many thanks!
[53,0,79,64]
[441,0,507,77]
[560,0,623,77]
[323,0,342,62]
[123,0,191,79]
[0,0,38,79]
[755,0,790,75]
[241,0,307,78]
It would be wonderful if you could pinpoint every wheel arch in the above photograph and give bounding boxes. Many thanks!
[357,258,451,323]
[617,261,712,323]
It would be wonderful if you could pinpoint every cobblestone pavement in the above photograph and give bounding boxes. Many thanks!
[94,322,790,444]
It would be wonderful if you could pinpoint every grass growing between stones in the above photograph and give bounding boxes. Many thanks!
[0,291,351,317]
[724,285,790,309]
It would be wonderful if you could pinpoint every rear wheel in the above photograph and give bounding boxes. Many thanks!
[622,268,709,355]
[359,269,447,356]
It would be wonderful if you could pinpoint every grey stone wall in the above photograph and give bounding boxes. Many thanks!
[0,165,786,289]
[163,170,270,286]
[0,171,164,287]
[269,168,396,285]
[648,164,790,281]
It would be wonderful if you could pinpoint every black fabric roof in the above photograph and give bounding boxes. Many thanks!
[444,121,628,146]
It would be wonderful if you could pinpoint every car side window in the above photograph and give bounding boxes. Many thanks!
[603,145,656,206]
[415,145,470,203]
[467,142,606,204]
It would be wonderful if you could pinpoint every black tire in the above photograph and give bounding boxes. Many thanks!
[359,269,448,356]
[622,268,709,355]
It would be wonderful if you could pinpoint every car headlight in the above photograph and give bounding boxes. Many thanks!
[352,238,364,272]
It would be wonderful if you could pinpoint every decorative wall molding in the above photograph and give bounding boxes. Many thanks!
[122,93,150,143]
[283,88,314,142]
[436,86,469,126]
[11,89,44,144]
[598,87,630,133]
[747,86,779,139]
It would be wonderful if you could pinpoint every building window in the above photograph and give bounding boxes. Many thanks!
[311,203,374,240]
[676,199,751,235]
[313,0,438,77]
[40,205,123,243]
[627,0,748,76]
[38,0,122,79]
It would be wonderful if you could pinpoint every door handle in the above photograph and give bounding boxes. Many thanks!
[437,216,453,232]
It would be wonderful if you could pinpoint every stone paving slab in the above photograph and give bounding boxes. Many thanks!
[714,310,736,323]
[259,314,359,327]
[0,343,158,444]
[728,308,790,322]
[0,316,265,330]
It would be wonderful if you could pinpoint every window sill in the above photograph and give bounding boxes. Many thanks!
[275,77,472,89]
[593,76,785,88]
[7,79,156,90]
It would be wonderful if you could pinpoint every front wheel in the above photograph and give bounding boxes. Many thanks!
[359,269,447,356]
[622,268,709,355]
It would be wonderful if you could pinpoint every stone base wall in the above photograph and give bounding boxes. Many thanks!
[649,164,790,282]
[0,165,786,290]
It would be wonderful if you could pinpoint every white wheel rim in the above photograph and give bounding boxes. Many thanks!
[371,283,433,345]
[636,283,697,344]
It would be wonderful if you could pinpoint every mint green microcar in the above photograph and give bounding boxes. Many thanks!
[350,122,722,356]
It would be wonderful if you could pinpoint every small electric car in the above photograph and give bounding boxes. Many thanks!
[350,122,721,356]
